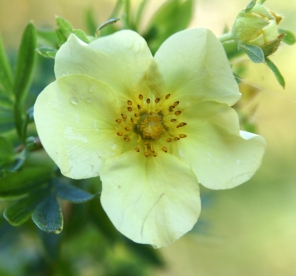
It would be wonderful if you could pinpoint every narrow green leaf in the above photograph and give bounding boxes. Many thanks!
[0,136,14,166]
[0,34,13,94]
[0,107,14,133]
[32,193,63,234]
[0,166,52,198]
[56,16,73,45]
[14,22,37,103]
[279,29,296,45]
[265,58,285,88]
[3,188,48,226]
[36,46,57,59]
[54,180,96,203]
[72,29,89,43]
[245,0,256,12]
[84,7,97,35]
[135,0,149,27]
[239,42,265,63]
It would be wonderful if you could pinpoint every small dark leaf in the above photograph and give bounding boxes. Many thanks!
[14,22,37,103]
[3,187,48,226]
[0,34,13,94]
[279,29,296,45]
[32,193,63,234]
[54,180,96,203]
[245,0,256,12]
[265,58,285,88]
[36,46,57,59]
[239,42,265,63]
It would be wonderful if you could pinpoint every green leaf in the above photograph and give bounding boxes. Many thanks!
[0,136,14,166]
[36,46,57,59]
[54,180,96,203]
[265,58,285,88]
[239,42,265,63]
[0,166,52,198]
[0,34,13,94]
[39,230,62,261]
[279,29,296,45]
[145,0,194,53]
[0,107,14,133]
[245,0,256,12]
[14,22,37,103]
[32,193,63,234]
[25,136,37,151]
[135,0,149,27]
[84,7,97,35]
[3,188,48,226]
[56,16,73,45]
[37,29,59,48]
[72,29,89,43]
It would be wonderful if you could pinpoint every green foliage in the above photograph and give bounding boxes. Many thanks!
[0,34,13,94]
[238,42,265,63]
[36,46,57,59]
[245,0,257,12]
[279,29,296,45]
[265,58,285,88]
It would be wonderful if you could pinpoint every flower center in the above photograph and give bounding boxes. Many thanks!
[114,94,187,157]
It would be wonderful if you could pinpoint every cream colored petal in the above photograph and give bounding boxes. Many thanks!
[34,75,122,179]
[100,151,200,248]
[55,31,153,101]
[173,101,266,189]
[148,28,241,108]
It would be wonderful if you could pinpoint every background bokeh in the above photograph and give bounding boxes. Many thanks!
[1,0,296,275]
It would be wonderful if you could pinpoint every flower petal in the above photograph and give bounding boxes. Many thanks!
[55,31,153,101]
[174,101,266,189]
[100,151,201,248]
[149,28,241,108]
[34,75,121,179]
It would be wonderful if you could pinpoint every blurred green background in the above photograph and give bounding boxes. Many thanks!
[1,0,296,275]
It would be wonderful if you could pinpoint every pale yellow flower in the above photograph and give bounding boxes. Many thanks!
[34,28,265,248]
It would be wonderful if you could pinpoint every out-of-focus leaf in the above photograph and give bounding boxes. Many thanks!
[56,16,73,45]
[135,0,149,27]
[25,136,37,151]
[32,193,63,234]
[145,0,194,53]
[123,238,165,267]
[7,148,28,172]
[39,229,62,261]
[0,166,52,198]
[0,34,13,94]
[3,187,49,226]
[36,46,57,59]
[0,136,14,166]
[14,22,37,103]
[0,106,14,133]
[72,29,89,43]
[265,58,285,88]
[85,7,97,35]
[245,0,256,12]
[279,29,296,45]
[54,180,96,203]
[222,40,243,60]
[239,42,265,63]
[37,29,59,47]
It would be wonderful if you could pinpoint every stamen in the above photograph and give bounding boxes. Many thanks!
[125,127,130,131]
[153,152,157,157]
[162,147,168,153]
[174,111,181,115]
[165,94,171,99]
[137,104,141,110]
[135,147,140,152]
[179,134,187,138]
[169,106,175,112]
[173,101,179,106]
[121,114,127,119]
[127,107,132,112]
[177,122,187,128]
[124,137,130,142]
[127,100,132,105]
[166,138,172,142]
[155,98,160,103]
[144,152,149,157]
[131,118,134,123]
[146,98,150,104]
[139,94,143,100]
[174,137,180,141]
[117,132,123,136]
[115,119,121,123]
[134,113,139,117]
[170,119,176,122]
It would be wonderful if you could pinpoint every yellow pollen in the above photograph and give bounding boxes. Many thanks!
[166,138,172,142]
[179,134,187,138]
[124,137,130,142]
[153,152,157,157]
[135,113,139,117]
[131,118,134,123]
[173,101,179,106]
[177,122,187,128]
[115,119,121,123]
[135,147,140,152]
[121,114,127,119]
[137,104,141,110]
[125,127,130,131]
[139,113,166,140]
[155,98,160,103]
[174,137,180,141]
[117,132,123,136]
[127,107,132,112]
[127,100,132,105]
[170,119,176,122]
[144,152,149,157]
[165,94,171,99]
[162,146,168,152]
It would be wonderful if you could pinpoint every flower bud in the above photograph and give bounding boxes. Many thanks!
[232,1,284,57]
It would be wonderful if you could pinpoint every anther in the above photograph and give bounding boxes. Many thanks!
[146,98,150,104]
[144,152,149,157]
[174,111,181,115]
[177,122,187,128]
[127,100,132,105]
[170,119,176,122]
[153,152,157,157]
[174,137,180,141]
[115,119,121,123]
[124,137,130,142]
[127,107,132,112]
[121,114,127,119]
[173,101,179,106]
[117,132,123,136]
[134,113,139,117]
[179,134,187,138]
[139,94,143,100]
[125,127,130,131]
[135,147,140,152]
[166,138,172,142]
[155,98,160,103]
[137,104,141,110]
[131,118,134,123]
[162,147,168,153]
[165,94,171,99]
[169,106,175,112]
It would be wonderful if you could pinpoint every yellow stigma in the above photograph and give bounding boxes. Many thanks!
[138,112,166,140]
